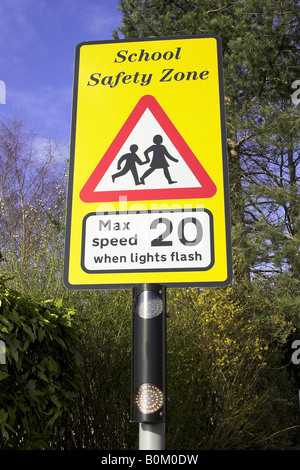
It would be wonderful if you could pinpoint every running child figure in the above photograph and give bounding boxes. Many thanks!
[112,144,146,186]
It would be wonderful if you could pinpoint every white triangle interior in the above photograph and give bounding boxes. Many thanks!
[94,108,201,192]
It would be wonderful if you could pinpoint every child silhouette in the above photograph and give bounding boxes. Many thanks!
[112,144,146,185]
[140,135,178,184]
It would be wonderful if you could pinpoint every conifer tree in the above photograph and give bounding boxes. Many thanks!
[114,0,300,283]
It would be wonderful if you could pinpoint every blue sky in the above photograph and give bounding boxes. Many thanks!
[0,0,123,144]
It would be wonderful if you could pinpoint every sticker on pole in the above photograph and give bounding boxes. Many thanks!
[80,95,217,203]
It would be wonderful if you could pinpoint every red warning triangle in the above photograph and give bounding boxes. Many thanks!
[80,95,216,202]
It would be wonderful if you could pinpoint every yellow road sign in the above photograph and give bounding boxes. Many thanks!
[64,35,232,289]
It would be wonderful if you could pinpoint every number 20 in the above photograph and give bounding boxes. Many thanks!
[150,217,203,247]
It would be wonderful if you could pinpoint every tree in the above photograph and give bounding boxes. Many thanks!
[242,103,299,279]
[114,0,300,283]
[112,0,300,449]
[0,115,68,298]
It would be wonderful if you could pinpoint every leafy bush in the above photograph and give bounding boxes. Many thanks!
[61,289,136,450]
[54,286,299,450]
[0,277,82,449]
[166,286,299,450]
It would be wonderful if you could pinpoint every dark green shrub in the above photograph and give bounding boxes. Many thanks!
[63,289,136,450]
[0,277,82,449]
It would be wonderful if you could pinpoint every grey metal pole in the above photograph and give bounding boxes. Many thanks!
[139,423,165,450]
[131,284,167,451]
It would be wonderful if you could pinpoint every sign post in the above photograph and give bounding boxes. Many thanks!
[64,35,232,450]
[132,284,166,449]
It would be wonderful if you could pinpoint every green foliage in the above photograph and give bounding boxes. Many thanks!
[0,277,82,449]
[0,278,298,449]
[166,287,299,449]
[54,289,137,450]
[114,0,300,284]
[167,287,266,449]
[48,286,299,450]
